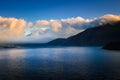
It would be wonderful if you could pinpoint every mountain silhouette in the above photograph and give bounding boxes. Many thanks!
[46,21,120,46]
[102,41,120,50]
[1,21,120,48]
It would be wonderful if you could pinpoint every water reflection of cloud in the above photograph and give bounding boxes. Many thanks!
[0,47,119,79]
[36,48,65,74]
[7,49,26,59]
[0,49,10,59]
[37,48,66,62]
[7,49,26,79]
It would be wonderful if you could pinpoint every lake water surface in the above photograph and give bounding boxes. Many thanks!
[0,47,120,80]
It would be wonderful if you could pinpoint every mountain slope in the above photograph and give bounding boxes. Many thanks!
[47,21,120,46]
[102,41,120,50]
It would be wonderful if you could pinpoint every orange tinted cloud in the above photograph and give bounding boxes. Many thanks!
[0,14,120,42]
[0,16,26,42]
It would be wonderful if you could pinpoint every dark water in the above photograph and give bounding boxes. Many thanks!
[0,47,120,80]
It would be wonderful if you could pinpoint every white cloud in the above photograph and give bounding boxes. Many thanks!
[35,20,49,26]
[0,16,26,42]
[0,14,120,43]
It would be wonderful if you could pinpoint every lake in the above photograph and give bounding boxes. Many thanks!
[0,47,120,80]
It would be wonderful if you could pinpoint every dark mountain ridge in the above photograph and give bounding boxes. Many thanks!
[46,21,120,46]
[1,21,120,48]
[102,41,120,50]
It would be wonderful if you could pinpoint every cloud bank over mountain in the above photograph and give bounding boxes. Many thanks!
[0,14,120,43]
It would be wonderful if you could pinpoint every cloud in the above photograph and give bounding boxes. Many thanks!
[34,20,62,32]
[49,20,62,32]
[35,20,49,26]
[100,14,120,22]
[0,14,120,43]
[0,16,26,42]
[97,14,120,25]
[60,17,92,30]
[0,17,26,35]
[27,14,120,32]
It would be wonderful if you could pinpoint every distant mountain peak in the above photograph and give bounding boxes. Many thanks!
[45,21,120,46]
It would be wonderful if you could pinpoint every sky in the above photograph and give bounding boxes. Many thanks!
[0,0,120,43]
[0,0,120,21]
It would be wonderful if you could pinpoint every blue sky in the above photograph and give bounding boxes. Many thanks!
[0,0,120,21]
[0,0,120,43]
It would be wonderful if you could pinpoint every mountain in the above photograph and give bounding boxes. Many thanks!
[102,41,120,50]
[46,21,120,46]
[1,21,120,48]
